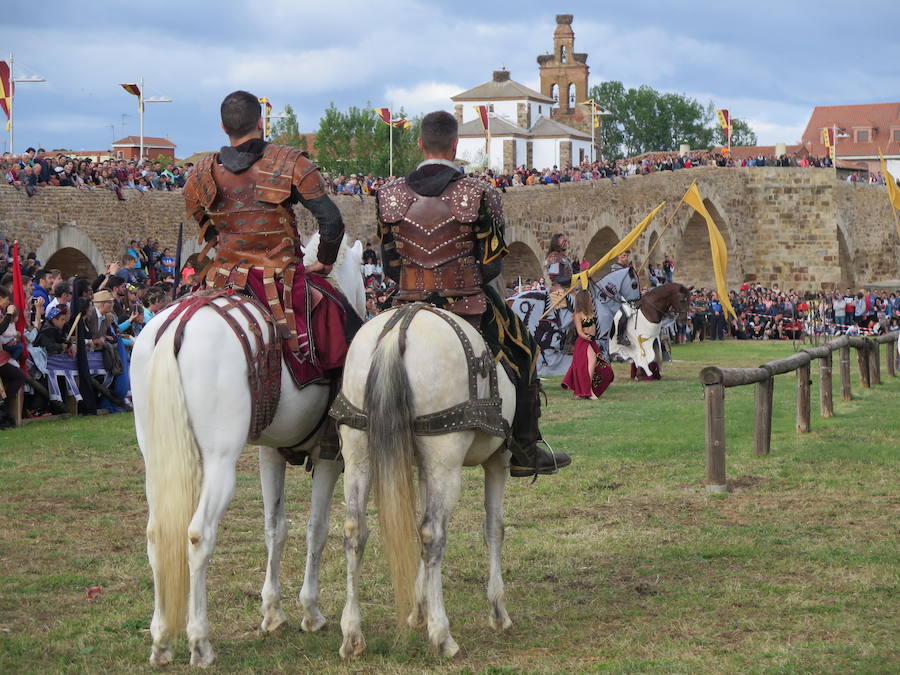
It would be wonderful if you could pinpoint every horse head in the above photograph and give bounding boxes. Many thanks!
[303,233,366,320]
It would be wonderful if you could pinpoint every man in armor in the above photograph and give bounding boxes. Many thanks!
[611,250,637,346]
[376,111,571,478]
[183,90,353,459]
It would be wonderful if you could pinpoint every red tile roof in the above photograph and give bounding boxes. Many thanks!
[801,103,900,158]
[112,136,176,148]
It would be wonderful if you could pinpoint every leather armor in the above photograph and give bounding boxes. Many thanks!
[377,176,502,316]
[183,143,331,350]
[184,144,329,285]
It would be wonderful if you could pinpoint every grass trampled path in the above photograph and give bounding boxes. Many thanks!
[0,341,897,673]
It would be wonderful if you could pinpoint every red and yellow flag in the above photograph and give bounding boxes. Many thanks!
[0,61,12,132]
[375,108,410,129]
[474,105,489,133]
[120,83,142,111]
[716,109,731,143]
[10,242,29,374]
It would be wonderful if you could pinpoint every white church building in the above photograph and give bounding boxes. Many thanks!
[451,70,593,174]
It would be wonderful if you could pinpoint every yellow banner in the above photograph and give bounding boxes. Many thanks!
[570,202,666,290]
[681,183,735,319]
[821,127,831,147]
[879,150,900,210]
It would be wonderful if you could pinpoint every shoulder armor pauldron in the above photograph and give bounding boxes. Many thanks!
[254,144,306,204]
[184,154,218,208]
[377,178,416,223]
[442,177,487,223]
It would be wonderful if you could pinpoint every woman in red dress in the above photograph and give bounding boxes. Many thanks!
[562,290,614,399]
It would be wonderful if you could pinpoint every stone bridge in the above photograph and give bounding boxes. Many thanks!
[1,167,897,290]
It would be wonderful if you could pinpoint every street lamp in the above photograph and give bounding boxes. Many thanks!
[137,77,172,164]
[6,53,46,154]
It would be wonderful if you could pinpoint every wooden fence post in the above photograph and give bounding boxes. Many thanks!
[840,344,852,400]
[796,360,811,433]
[857,342,871,388]
[820,350,833,418]
[704,383,727,493]
[886,339,897,378]
[869,339,881,385]
[754,376,774,456]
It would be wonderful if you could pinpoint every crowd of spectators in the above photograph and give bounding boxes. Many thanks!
[0,239,190,429]
[683,284,899,342]
[2,147,192,199]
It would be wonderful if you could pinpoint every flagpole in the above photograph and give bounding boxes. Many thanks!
[139,76,144,165]
[8,53,13,154]
[487,111,491,171]
[389,103,394,178]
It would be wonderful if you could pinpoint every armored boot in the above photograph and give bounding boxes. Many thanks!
[508,380,571,478]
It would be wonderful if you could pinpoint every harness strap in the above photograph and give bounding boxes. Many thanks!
[154,290,282,439]
[331,303,507,438]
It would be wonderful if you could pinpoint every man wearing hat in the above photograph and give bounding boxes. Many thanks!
[86,290,116,349]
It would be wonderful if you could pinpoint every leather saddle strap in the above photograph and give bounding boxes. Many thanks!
[281,265,299,352]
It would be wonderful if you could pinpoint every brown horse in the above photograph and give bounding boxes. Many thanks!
[610,282,691,375]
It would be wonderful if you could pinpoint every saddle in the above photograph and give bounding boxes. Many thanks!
[330,303,509,439]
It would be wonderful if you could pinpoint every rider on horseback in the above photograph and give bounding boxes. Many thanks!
[611,250,637,347]
[375,111,571,478]
[183,90,353,460]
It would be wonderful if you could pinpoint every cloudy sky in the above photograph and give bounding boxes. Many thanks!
[3,0,899,157]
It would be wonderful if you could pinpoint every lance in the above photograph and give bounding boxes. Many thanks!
[172,220,184,301]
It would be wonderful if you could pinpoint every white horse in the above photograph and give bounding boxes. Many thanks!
[130,234,364,667]
[334,304,517,659]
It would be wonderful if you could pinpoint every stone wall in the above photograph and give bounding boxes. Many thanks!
[2,168,897,289]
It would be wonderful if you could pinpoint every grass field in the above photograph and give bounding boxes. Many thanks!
[0,340,897,673]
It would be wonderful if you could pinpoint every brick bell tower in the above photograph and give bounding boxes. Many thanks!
[537,14,591,135]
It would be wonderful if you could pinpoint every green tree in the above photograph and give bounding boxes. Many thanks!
[269,104,307,151]
[314,104,422,177]
[714,118,757,146]
[589,81,757,158]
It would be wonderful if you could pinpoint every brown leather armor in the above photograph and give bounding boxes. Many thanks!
[378,176,498,316]
[183,144,329,348]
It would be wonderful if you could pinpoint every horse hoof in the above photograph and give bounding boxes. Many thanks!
[437,635,460,659]
[190,641,215,668]
[149,645,173,667]
[489,610,512,631]
[261,610,287,633]
[339,633,366,660]
[301,612,326,633]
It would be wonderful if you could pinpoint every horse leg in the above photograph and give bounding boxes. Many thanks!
[259,446,288,633]
[299,457,342,633]
[419,435,467,658]
[186,452,241,668]
[339,428,370,660]
[407,470,428,630]
[483,449,512,631]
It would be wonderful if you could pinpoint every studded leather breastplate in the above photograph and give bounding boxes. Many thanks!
[205,158,298,275]
[378,177,487,308]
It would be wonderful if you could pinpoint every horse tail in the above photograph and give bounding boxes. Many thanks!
[364,322,418,622]
[143,327,201,640]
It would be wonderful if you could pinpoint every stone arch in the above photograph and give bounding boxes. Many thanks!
[36,224,105,279]
[503,225,544,283]
[582,226,619,279]
[505,241,542,282]
[44,248,98,278]
[674,198,740,288]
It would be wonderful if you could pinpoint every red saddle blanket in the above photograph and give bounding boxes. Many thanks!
[244,267,348,387]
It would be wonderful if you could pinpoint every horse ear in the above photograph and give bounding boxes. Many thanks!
[352,239,362,254]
